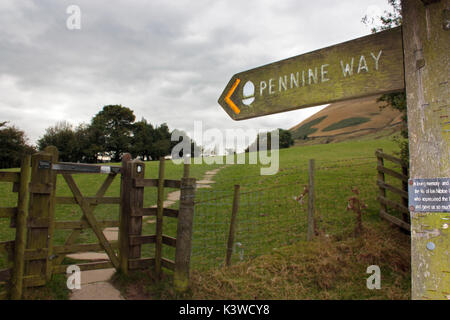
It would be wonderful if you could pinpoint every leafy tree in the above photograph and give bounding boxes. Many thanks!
[37,121,79,162]
[131,119,155,160]
[0,122,35,168]
[279,129,294,149]
[362,0,408,165]
[91,105,136,162]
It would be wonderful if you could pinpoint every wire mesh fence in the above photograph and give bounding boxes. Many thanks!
[191,158,385,271]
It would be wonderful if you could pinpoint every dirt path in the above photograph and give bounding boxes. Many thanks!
[67,166,225,300]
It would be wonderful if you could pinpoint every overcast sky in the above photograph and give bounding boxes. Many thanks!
[0,0,392,146]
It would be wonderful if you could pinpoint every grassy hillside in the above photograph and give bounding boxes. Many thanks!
[1,136,410,299]
[290,95,403,144]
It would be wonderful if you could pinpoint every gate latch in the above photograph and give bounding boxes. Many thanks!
[38,160,52,169]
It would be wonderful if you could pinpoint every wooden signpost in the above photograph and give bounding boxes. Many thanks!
[218,0,449,300]
[218,27,404,120]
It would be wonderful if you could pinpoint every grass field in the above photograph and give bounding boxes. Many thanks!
[0,134,410,299]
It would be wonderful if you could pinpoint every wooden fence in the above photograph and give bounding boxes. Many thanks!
[375,149,410,231]
[0,148,196,299]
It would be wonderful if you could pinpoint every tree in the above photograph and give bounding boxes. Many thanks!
[38,121,79,162]
[91,105,136,162]
[279,129,294,149]
[131,119,155,160]
[362,0,408,164]
[0,122,35,168]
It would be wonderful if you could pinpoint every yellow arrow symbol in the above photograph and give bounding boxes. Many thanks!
[225,78,241,114]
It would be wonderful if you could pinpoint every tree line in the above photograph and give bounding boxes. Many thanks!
[0,105,199,168]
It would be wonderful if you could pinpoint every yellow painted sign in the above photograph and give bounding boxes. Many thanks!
[218,27,404,120]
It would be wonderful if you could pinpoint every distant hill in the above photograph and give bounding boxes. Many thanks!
[289,95,403,145]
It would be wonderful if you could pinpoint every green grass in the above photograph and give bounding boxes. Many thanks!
[322,117,371,132]
[0,135,410,299]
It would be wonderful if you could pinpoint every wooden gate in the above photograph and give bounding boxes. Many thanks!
[0,146,196,299]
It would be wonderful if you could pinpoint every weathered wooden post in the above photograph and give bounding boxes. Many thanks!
[376,149,388,218]
[119,153,132,275]
[226,184,240,266]
[24,146,58,286]
[155,157,165,279]
[10,155,31,300]
[402,0,450,300]
[307,159,315,241]
[128,160,145,265]
[174,165,196,293]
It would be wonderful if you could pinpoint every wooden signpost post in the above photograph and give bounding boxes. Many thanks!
[218,0,449,300]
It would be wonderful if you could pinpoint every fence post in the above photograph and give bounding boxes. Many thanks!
[128,160,145,261]
[155,157,165,279]
[174,167,195,293]
[24,146,58,286]
[307,159,315,241]
[10,155,31,300]
[226,184,240,267]
[119,153,132,275]
[401,163,409,223]
[376,149,387,217]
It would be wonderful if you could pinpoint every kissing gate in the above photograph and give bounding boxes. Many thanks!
[0,146,196,299]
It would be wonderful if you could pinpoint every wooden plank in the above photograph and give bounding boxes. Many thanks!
[11,155,31,299]
[24,248,48,260]
[0,207,17,218]
[134,178,181,189]
[128,258,155,270]
[377,165,409,182]
[62,174,120,269]
[0,241,14,256]
[25,149,57,285]
[376,180,408,199]
[54,220,119,230]
[0,268,11,282]
[53,261,113,274]
[218,27,404,120]
[53,241,118,255]
[174,177,196,293]
[162,235,177,248]
[380,209,411,232]
[29,182,53,194]
[377,196,409,214]
[375,150,405,166]
[161,258,175,271]
[129,235,156,246]
[128,160,145,262]
[119,154,132,274]
[226,185,240,266]
[23,275,46,287]
[0,172,20,183]
[55,196,121,205]
[155,158,165,278]
[132,207,179,218]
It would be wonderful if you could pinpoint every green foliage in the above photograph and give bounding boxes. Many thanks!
[361,0,402,33]
[279,129,294,148]
[292,116,327,140]
[0,122,35,168]
[91,105,136,162]
[322,117,371,132]
[361,0,409,165]
[246,129,294,152]
[38,121,80,162]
